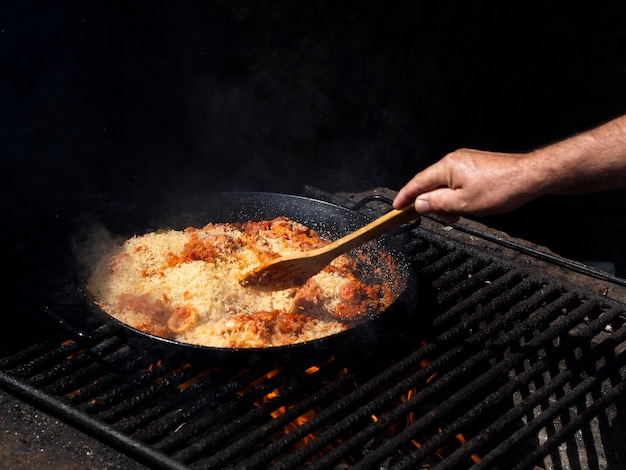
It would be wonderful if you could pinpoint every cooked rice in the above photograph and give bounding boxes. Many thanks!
[86,217,393,348]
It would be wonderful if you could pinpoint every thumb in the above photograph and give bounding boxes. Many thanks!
[416,187,458,213]
[414,198,432,214]
[415,188,462,222]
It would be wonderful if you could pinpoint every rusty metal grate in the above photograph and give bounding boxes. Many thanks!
[2,190,626,469]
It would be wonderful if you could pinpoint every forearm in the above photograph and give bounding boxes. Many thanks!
[393,113,626,219]
[528,114,626,196]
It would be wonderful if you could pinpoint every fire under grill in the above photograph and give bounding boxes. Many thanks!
[2,188,626,469]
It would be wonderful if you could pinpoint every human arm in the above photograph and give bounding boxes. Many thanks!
[393,114,626,222]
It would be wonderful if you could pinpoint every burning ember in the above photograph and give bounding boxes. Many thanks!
[235,343,482,468]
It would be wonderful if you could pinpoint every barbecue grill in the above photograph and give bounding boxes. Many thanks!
[2,186,625,469]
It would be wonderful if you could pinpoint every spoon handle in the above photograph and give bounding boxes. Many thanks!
[321,203,418,259]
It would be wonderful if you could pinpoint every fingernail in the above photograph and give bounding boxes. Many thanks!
[415,199,431,214]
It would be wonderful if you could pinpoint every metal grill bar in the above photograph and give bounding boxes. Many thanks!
[0,369,188,470]
[190,368,358,469]
[346,292,580,468]
[394,305,626,470]
[477,330,626,470]
[265,346,442,469]
[511,368,626,470]
[130,367,270,443]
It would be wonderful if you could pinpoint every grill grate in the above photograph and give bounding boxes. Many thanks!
[2,191,626,469]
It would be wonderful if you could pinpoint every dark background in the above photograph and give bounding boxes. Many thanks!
[3,1,626,263]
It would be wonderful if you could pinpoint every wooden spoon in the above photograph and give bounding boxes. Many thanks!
[239,203,418,290]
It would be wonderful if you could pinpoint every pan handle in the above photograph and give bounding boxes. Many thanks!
[352,195,421,233]
[45,295,123,341]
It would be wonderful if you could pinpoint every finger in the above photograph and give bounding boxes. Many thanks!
[393,163,451,208]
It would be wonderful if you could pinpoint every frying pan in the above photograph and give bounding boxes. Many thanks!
[59,192,419,368]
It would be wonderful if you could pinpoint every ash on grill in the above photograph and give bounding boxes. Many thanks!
[2,187,626,470]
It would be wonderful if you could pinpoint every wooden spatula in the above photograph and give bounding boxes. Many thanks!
[239,203,418,290]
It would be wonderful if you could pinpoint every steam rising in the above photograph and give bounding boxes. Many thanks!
[72,222,124,287]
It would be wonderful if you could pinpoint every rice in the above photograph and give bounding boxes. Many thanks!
[86,216,393,348]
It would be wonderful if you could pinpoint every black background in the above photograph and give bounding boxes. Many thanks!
[3,1,626,262]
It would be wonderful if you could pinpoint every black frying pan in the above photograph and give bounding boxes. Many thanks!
[61,192,419,368]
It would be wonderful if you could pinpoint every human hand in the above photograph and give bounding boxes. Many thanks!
[393,148,538,223]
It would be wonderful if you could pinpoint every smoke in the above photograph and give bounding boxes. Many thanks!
[71,220,124,286]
